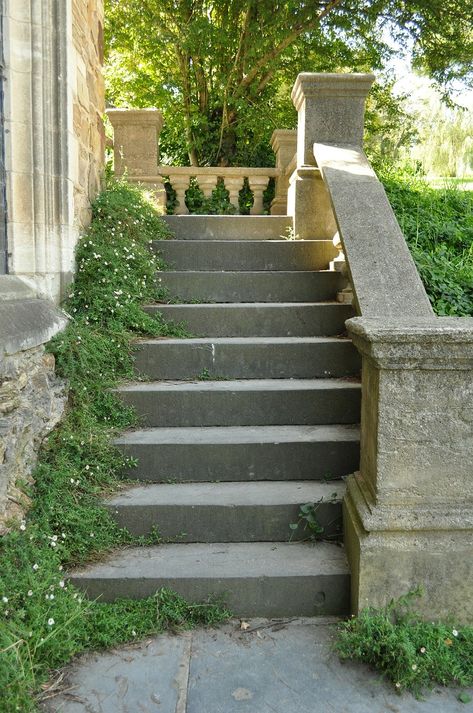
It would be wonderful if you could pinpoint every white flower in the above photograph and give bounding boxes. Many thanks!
[420,647,426,654]
[2,597,8,603]
[412,664,417,671]
[27,590,33,597]
[59,580,65,588]
[131,630,136,636]
[395,682,401,688]
[85,465,90,471]
[20,522,26,531]
[50,541,57,547]
[33,564,39,571]
[47,618,55,626]
[452,629,459,637]
[52,535,58,542]
[58,565,63,571]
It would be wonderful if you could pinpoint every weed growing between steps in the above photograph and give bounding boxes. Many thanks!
[336,588,473,697]
[0,180,229,713]
[379,166,473,316]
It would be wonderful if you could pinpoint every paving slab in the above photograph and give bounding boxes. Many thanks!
[42,619,472,713]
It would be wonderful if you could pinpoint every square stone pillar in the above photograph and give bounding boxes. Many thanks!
[107,108,163,177]
[270,130,296,215]
[107,108,165,209]
[345,316,473,623]
[289,73,374,241]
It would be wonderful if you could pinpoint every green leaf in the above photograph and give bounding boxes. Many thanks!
[458,692,472,704]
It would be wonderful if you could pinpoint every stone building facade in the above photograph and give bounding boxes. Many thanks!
[0,0,105,531]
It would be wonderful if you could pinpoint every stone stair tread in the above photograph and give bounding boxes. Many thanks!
[149,301,344,307]
[69,541,348,581]
[117,378,360,393]
[135,336,350,345]
[116,424,360,446]
[162,215,293,240]
[106,480,345,508]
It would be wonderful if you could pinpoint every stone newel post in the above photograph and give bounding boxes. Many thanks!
[289,73,374,240]
[107,108,166,207]
[270,130,296,215]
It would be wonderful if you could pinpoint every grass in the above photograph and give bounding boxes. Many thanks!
[336,588,473,698]
[0,180,230,713]
[379,165,473,316]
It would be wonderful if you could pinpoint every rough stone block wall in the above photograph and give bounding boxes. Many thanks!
[72,0,105,228]
[0,346,67,533]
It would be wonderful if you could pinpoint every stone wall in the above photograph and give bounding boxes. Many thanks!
[72,0,105,228]
[0,278,67,533]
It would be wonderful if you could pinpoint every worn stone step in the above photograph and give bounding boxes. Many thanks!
[68,541,350,616]
[144,302,354,337]
[116,379,361,427]
[162,215,293,240]
[133,337,360,380]
[115,424,360,482]
[157,271,345,302]
[155,240,337,271]
[105,481,344,542]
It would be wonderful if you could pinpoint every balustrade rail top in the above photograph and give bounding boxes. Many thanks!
[154,167,281,177]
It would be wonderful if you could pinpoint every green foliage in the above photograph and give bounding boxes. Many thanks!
[0,180,229,713]
[289,494,341,542]
[105,0,473,167]
[379,166,473,316]
[336,588,473,695]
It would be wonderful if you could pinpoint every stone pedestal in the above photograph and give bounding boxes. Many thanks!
[270,130,296,215]
[289,73,374,240]
[344,316,473,622]
[107,108,163,177]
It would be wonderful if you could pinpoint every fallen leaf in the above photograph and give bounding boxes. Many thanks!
[240,621,250,631]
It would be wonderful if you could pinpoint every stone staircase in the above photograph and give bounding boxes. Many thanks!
[70,215,361,617]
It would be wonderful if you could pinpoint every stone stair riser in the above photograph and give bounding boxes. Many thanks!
[157,271,346,302]
[155,240,337,271]
[162,215,293,240]
[133,340,360,379]
[144,303,354,337]
[116,384,361,427]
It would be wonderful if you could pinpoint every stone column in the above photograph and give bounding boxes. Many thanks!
[198,176,216,201]
[344,316,473,622]
[270,130,296,215]
[107,108,163,177]
[289,73,374,240]
[172,177,190,215]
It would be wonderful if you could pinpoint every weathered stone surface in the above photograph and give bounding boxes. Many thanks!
[107,108,164,177]
[0,344,67,532]
[344,316,473,622]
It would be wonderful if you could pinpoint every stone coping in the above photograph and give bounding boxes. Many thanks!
[150,167,281,177]
[106,108,164,129]
[313,142,434,319]
[291,72,375,111]
[0,276,67,355]
[347,316,473,369]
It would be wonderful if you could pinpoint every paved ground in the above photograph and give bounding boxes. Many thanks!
[42,618,472,713]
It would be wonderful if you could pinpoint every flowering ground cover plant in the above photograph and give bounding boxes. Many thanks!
[336,588,473,699]
[0,180,229,713]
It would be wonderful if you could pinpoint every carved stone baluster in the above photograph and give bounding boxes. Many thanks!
[172,176,190,215]
[224,176,244,213]
[330,232,353,304]
[248,176,268,215]
[198,176,216,202]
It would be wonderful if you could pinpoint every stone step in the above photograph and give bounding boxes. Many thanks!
[144,302,354,337]
[155,240,337,271]
[68,541,350,616]
[133,337,360,380]
[105,481,344,542]
[162,215,293,240]
[116,378,361,427]
[115,424,360,482]
[157,271,345,302]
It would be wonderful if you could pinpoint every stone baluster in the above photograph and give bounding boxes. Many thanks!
[172,176,190,215]
[224,176,244,213]
[270,130,297,215]
[198,176,216,201]
[248,176,268,215]
[330,232,353,304]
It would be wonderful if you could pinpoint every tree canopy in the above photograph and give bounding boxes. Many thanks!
[105,0,473,166]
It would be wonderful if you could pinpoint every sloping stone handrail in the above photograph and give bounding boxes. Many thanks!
[291,72,473,623]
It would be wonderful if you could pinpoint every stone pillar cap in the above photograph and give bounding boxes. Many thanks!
[270,129,297,150]
[291,73,375,111]
[106,108,163,129]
